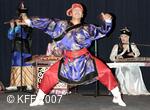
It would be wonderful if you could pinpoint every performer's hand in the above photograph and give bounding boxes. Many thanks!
[17,13,30,26]
[116,55,123,59]
[15,19,24,25]
[10,20,15,28]
[21,13,29,21]
[127,52,135,57]
[100,12,112,21]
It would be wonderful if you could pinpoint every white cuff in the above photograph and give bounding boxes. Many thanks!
[105,19,112,23]
[25,19,31,26]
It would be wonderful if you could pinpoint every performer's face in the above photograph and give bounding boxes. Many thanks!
[19,13,27,19]
[71,7,83,19]
[120,34,129,43]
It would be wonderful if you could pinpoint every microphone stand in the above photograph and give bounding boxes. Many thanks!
[94,40,100,97]
[19,21,33,93]
[19,22,24,91]
[81,40,100,97]
[5,20,26,93]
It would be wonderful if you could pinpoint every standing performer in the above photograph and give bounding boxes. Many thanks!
[22,3,126,107]
[110,27,150,95]
[6,3,33,90]
[8,3,32,66]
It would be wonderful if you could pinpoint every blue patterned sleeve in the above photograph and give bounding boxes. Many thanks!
[8,28,15,40]
[26,18,68,39]
[30,18,54,30]
[88,21,112,40]
[8,26,21,40]
[29,18,62,37]
[8,26,27,40]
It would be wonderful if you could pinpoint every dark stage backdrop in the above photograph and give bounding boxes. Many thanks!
[0,0,150,89]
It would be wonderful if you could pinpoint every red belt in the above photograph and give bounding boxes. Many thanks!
[64,48,89,58]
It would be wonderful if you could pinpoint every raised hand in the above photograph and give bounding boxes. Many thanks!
[10,20,15,28]
[100,12,112,21]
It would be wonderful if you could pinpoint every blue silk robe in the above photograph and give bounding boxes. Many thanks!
[28,18,112,84]
[8,25,32,66]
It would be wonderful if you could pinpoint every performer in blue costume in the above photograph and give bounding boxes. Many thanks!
[8,3,32,66]
[6,3,33,91]
[22,3,126,107]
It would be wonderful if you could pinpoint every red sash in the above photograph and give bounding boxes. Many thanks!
[64,48,89,58]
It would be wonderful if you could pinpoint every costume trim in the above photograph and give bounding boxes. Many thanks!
[58,58,98,85]
[53,23,83,42]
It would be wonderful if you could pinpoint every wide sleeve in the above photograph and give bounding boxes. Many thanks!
[109,44,119,61]
[25,17,67,38]
[131,43,140,57]
[7,26,21,40]
[88,20,112,40]
[26,17,56,30]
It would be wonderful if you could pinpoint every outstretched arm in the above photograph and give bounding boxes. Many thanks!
[24,17,56,32]
[89,13,112,40]
[22,16,67,39]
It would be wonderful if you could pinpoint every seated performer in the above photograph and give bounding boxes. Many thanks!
[110,27,150,95]
[21,3,126,106]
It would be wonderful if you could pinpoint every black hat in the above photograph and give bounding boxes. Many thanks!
[18,2,28,13]
[120,27,131,36]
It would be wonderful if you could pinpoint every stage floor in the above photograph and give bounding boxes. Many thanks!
[0,91,150,110]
